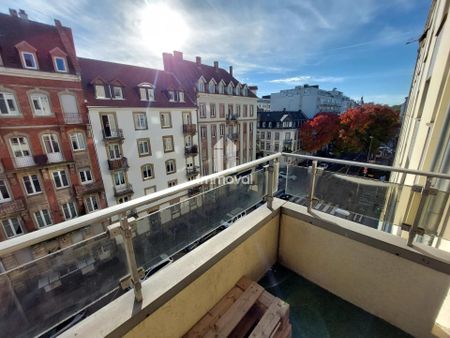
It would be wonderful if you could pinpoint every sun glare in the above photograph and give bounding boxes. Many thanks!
[138,3,190,54]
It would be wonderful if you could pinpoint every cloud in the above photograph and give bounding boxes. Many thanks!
[268,75,346,84]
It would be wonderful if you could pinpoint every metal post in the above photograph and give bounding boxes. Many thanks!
[308,160,318,213]
[266,160,275,210]
[367,136,374,162]
[407,178,432,247]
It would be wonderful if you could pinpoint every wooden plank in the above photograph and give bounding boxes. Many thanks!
[229,305,264,338]
[214,282,264,337]
[184,286,243,338]
[237,276,275,309]
[249,301,282,338]
[273,323,292,338]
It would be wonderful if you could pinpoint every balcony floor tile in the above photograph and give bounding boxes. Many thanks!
[259,265,411,338]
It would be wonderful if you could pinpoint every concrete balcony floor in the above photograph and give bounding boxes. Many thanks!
[260,265,410,338]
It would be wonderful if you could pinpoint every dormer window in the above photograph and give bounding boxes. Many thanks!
[95,85,106,99]
[197,77,206,93]
[138,83,155,101]
[168,90,175,102]
[242,86,248,96]
[218,82,225,94]
[227,83,234,95]
[54,57,67,72]
[168,90,184,102]
[112,86,123,99]
[208,81,216,94]
[22,52,37,69]
[179,91,185,102]
[235,85,241,96]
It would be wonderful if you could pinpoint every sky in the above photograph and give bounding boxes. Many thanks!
[1,0,430,105]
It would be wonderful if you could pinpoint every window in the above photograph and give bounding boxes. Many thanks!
[54,57,67,72]
[137,138,151,156]
[163,136,174,152]
[209,82,216,93]
[227,84,233,95]
[261,132,265,139]
[85,196,99,213]
[275,132,280,140]
[95,85,106,99]
[210,103,216,118]
[220,124,225,136]
[10,137,31,158]
[267,132,271,140]
[22,52,37,69]
[53,170,69,189]
[179,91,185,102]
[236,104,241,117]
[139,85,155,101]
[42,134,60,154]
[166,159,176,174]
[285,132,291,140]
[0,180,11,203]
[274,143,280,152]
[133,112,147,130]
[62,202,77,220]
[211,125,217,138]
[266,142,271,150]
[243,87,248,96]
[219,103,225,118]
[30,93,51,115]
[34,209,52,228]
[199,103,206,118]
[198,81,205,92]
[112,86,123,99]
[2,218,24,238]
[250,105,254,116]
[160,112,172,128]
[60,94,79,114]
[168,179,178,187]
[144,186,156,195]
[243,105,248,117]
[79,168,93,184]
[23,175,41,195]
[0,92,20,115]
[141,164,154,180]
[235,86,240,96]
[113,171,126,186]
[228,104,233,115]
[70,133,86,151]
[168,90,175,102]
[109,143,121,159]
[117,196,130,204]
[218,83,224,94]
[201,126,207,138]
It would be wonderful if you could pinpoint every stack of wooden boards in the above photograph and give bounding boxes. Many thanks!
[184,276,291,338]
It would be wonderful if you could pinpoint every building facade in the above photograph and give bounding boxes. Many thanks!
[0,12,105,242]
[257,95,271,112]
[162,52,257,174]
[79,58,199,209]
[270,84,356,118]
[390,0,449,250]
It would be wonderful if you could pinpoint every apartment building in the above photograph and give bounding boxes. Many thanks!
[256,111,307,164]
[257,95,271,112]
[271,84,356,118]
[79,58,199,208]
[0,11,105,242]
[390,0,450,249]
[162,52,257,174]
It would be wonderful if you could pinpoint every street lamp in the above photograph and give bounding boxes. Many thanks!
[367,136,374,162]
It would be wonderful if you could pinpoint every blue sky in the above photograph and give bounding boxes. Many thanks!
[1,0,429,105]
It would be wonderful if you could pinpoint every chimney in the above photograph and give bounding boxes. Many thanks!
[173,51,183,61]
[54,19,81,74]
[162,52,173,71]
[229,66,233,76]
[196,56,201,65]
[214,61,218,71]
[9,9,18,17]
[18,9,28,20]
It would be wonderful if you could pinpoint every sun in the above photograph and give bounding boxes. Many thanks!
[138,3,190,54]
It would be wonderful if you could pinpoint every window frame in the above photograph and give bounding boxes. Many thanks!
[168,179,178,187]
[141,164,155,181]
[133,112,148,130]
[162,135,175,153]
[137,138,151,157]
[112,86,123,100]
[52,170,70,189]
[30,93,52,116]
[21,51,38,70]
[22,174,42,195]
[165,159,176,175]
[84,195,99,213]
[0,179,11,203]
[42,133,61,154]
[160,112,172,128]
[95,85,107,99]
[62,201,77,220]
[54,56,67,73]
[34,209,52,228]
[2,217,24,238]
[79,168,93,185]
[0,92,20,116]
[70,132,86,152]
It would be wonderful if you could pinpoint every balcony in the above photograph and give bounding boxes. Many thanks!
[107,157,129,170]
[0,154,449,338]
[183,124,197,135]
[184,145,198,156]
[47,152,64,163]
[113,183,133,197]
[102,129,124,141]
[0,198,25,216]
[226,113,238,124]
[64,113,83,124]
[14,155,36,168]
[186,166,200,177]
[74,181,104,195]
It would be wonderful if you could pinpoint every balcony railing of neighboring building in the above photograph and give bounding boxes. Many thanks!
[186,166,200,177]
[226,114,238,123]
[13,155,37,168]
[46,152,64,163]
[0,198,25,216]
[74,181,104,196]
[107,157,129,171]
[63,113,83,124]
[113,183,133,197]
[182,124,197,135]
[184,145,198,156]
[102,129,124,141]
[0,153,449,337]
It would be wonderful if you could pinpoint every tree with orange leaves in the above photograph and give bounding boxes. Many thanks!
[300,112,340,152]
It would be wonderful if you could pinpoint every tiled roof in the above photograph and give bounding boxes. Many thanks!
[162,52,257,104]
[78,58,196,108]
[0,13,76,73]
[257,111,308,123]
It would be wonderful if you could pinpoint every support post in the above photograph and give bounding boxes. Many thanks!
[266,160,275,210]
[308,160,318,213]
[407,178,432,247]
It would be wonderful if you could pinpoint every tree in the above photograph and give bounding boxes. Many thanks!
[300,113,340,152]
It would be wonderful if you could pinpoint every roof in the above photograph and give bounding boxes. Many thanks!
[78,58,196,108]
[0,13,77,73]
[257,111,308,123]
[162,52,257,103]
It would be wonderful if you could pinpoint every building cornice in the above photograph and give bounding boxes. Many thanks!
[0,66,80,82]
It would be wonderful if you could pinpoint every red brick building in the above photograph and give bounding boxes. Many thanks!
[0,11,105,241]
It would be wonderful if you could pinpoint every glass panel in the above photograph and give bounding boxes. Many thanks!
[0,231,127,337]
[284,165,311,204]
[132,170,266,276]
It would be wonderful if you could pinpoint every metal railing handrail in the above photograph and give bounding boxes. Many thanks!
[282,153,450,180]
[0,153,281,256]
